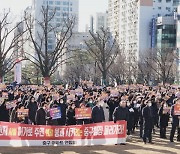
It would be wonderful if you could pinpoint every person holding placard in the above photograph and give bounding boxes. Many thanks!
[16,104,28,124]
[170,99,180,142]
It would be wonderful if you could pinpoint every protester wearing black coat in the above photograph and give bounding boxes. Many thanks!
[35,103,47,125]
[26,97,38,124]
[158,104,170,138]
[107,98,119,121]
[170,102,180,142]
[92,104,105,123]
[113,101,129,123]
[56,99,67,126]
[139,102,146,138]
[142,101,154,144]
[127,103,135,135]
[66,104,76,125]
[0,102,9,122]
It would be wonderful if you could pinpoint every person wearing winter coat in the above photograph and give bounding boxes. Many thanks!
[158,102,170,139]
[127,101,135,136]
[66,103,76,125]
[56,99,67,126]
[170,99,180,142]
[107,97,119,121]
[91,101,105,123]
[26,96,38,124]
[113,100,129,123]
[142,100,154,144]
[35,102,47,125]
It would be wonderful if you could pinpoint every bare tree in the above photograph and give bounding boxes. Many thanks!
[24,5,76,84]
[85,28,119,86]
[143,48,177,85]
[109,52,127,85]
[0,10,26,83]
[64,50,94,84]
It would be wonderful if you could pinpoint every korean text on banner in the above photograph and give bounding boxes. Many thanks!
[0,120,127,147]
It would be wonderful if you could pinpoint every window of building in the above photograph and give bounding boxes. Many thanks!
[56,18,60,22]
[49,11,54,16]
[158,7,161,10]
[49,1,54,5]
[56,12,60,16]
[166,0,171,2]
[55,7,60,11]
[70,8,72,11]
[63,1,69,5]
[48,45,53,50]
[166,7,171,12]
[158,0,162,2]
[55,1,61,5]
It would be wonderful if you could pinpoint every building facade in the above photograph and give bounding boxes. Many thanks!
[108,0,177,61]
[156,16,176,49]
[32,0,79,51]
[96,12,108,32]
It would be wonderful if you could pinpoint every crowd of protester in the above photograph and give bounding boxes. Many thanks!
[0,83,180,144]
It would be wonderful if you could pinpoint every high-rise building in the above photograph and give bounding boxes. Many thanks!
[96,12,108,32]
[32,0,79,51]
[108,0,176,61]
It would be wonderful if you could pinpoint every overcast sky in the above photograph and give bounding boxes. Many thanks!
[0,0,108,32]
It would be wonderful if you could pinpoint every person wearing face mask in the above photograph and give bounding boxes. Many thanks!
[158,101,170,139]
[113,100,129,123]
[142,100,154,144]
[91,100,105,123]
[107,97,119,121]
[132,100,139,132]
[35,102,47,125]
[170,99,180,142]
[56,99,67,126]
[127,101,134,138]
[139,99,146,138]
[86,98,95,109]
[66,103,76,125]
[26,96,38,124]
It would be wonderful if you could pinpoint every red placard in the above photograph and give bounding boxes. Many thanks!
[75,108,92,119]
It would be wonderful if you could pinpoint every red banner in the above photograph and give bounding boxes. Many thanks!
[75,108,92,119]
[0,121,127,147]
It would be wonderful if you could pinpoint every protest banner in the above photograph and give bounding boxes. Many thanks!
[17,109,29,118]
[75,108,92,119]
[6,100,17,109]
[174,100,180,116]
[0,120,127,147]
[49,107,61,120]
